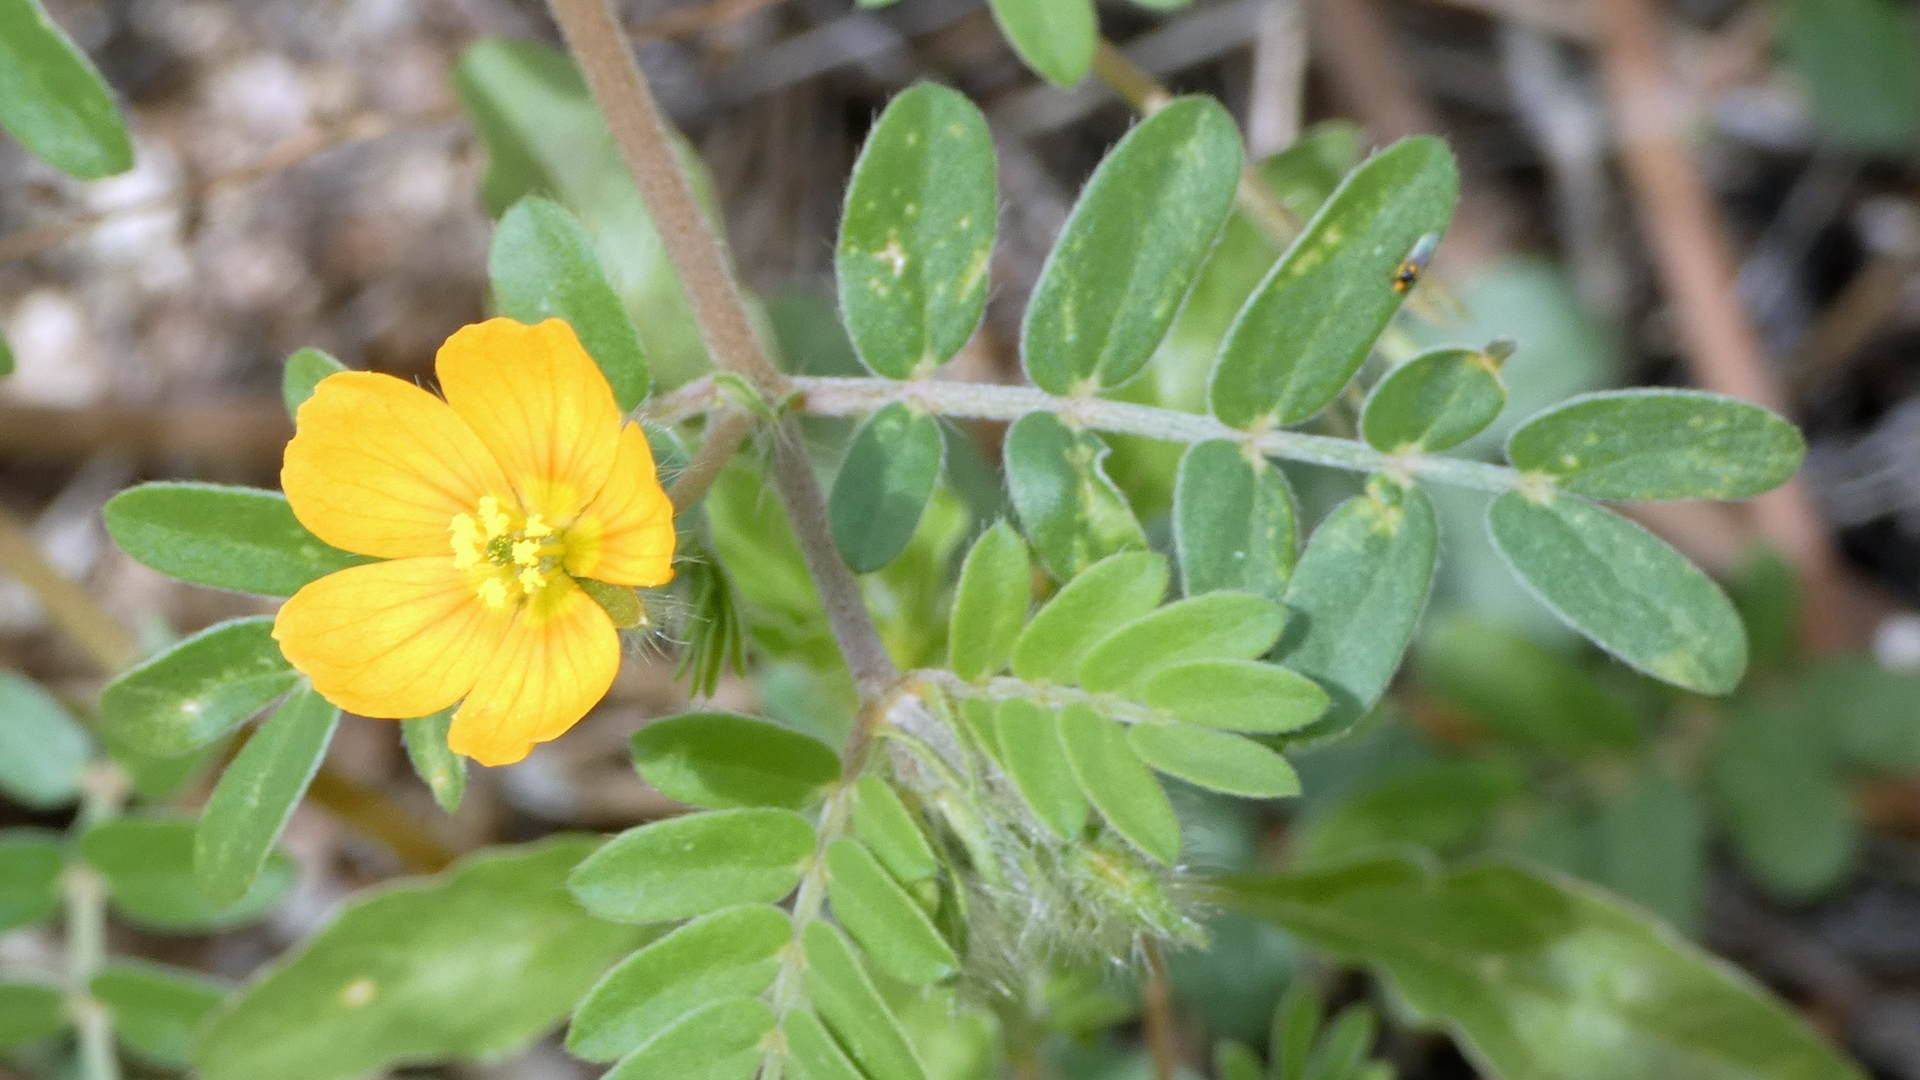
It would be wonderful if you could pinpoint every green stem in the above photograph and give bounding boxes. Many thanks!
[651,375,1526,495]
[67,763,128,1080]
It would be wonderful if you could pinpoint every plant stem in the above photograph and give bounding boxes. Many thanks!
[778,376,1520,493]
[546,0,897,701]
[666,406,754,513]
[67,764,128,1080]
[1141,939,1178,1080]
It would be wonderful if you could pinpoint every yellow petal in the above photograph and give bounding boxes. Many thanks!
[447,580,619,766]
[283,372,511,559]
[436,318,621,524]
[273,557,510,719]
[565,422,677,586]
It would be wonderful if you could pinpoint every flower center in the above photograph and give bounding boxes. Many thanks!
[450,495,569,610]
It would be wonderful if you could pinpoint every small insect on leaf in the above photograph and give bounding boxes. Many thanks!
[1390,231,1440,294]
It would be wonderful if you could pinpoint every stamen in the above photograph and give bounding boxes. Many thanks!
[522,514,553,539]
[518,566,547,591]
[511,539,542,566]
[478,495,510,538]
[450,497,571,609]
[477,578,510,610]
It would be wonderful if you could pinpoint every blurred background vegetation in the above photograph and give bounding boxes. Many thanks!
[4,0,1920,1077]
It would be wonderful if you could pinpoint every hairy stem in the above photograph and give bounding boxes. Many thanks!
[666,407,755,513]
[548,0,897,701]
[660,375,1522,494]
[1142,939,1178,1080]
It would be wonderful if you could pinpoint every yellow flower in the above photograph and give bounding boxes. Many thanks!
[272,318,675,766]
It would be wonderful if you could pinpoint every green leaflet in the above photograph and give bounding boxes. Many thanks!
[490,196,651,409]
[99,616,300,757]
[1216,1041,1264,1080]
[801,921,931,1080]
[105,483,371,599]
[1271,982,1323,1080]
[1144,660,1328,734]
[282,347,346,417]
[1417,618,1640,758]
[1299,759,1522,865]
[987,0,1096,86]
[603,997,773,1080]
[1077,591,1288,698]
[1487,490,1747,695]
[851,776,939,884]
[1223,856,1867,1080]
[0,328,12,378]
[994,698,1089,840]
[825,836,958,984]
[568,904,789,1062]
[829,403,945,572]
[630,712,839,810]
[1709,703,1857,902]
[947,521,1033,681]
[1126,724,1300,799]
[0,670,92,809]
[1594,765,1707,936]
[568,808,815,923]
[0,0,132,178]
[1023,97,1243,394]
[1004,411,1147,581]
[1173,439,1298,602]
[1277,477,1437,740]
[82,816,293,931]
[783,1008,866,1080]
[91,961,230,1070]
[0,829,63,933]
[837,82,996,379]
[1009,550,1168,683]
[195,839,644,1080]
[1360,347,1507,453]
[1059,703,1182,864]
[0,980,66,1049]
[1210,137,1458,428]
[194,684,340,907]
[401,707,466,814]
[1505,390,1805,501]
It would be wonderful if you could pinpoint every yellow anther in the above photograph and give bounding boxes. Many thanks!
[518,566,547,591]
[522,514,553,539]
[449,513,484,569]
[477,495,510,538]
[477,578,510,610]
[511,539,542,566]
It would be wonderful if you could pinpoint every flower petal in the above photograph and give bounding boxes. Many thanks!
[283,371,511,559]
[273,557,509,719]
[447,579,619,766]
[565,422,677,586]
[436,318,622,524]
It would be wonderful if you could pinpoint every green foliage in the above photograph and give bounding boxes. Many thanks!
[0,0,132,177]
[568,808,816,922]
[602,997,774,1080]
[1361,347,1507,453]
[830,402,945,572]
[0,328,13,378]
[1226,856,1868,1080]
[1277,477,1437,738]
[1505,391,1806,501]
[824,835,959,983]
[947,521,1033,682]
[1487,491,1747,694]
[104,483,371,598]
[1077,592,1286,696]
[1417,619,1639,757]
[194,684,340,906]
[91,961,230,1069]
[282,347,346,416]
[0,670,92,808]
[82,815,293,931]
[401,707,466,813]
[851,775,939,883]
[1710,703,1858,900]
[99,616,299,757]
[0,980,66,1049]
[0,829,63,933]
[1174,439,1298,602]
[491,195,651,409]
[1005,411,1146,581]
[995,698,1090,839]
[1778,0,1920,155]
[1211,138,1457,427]
[837,82,996,379]
[630,712,840,810]
[1023,97,1242,395]
[1125,724,1300,799]
[801,920,931,1080]
[196,839,643,1080]
[987,0,1095,87]
[1010,550,1168,682]
[1060,704,1183,864]
[569,904,789,1062]
[1143,660,1329,734]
